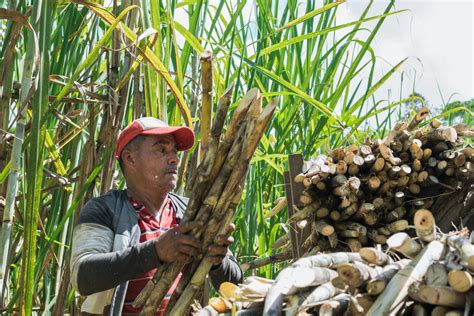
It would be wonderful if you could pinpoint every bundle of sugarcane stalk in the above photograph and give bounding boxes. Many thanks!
[198,210,474,315]
[131,83,276,315]
[284,107,473,255]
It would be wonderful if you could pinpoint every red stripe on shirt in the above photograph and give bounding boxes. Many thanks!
[122,197,180,316]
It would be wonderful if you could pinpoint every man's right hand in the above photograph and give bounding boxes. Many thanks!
[154,221,203,263]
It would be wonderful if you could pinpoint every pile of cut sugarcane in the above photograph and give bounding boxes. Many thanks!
[286,108,473,255]
[198,210,474,315]
[132,82,276,315]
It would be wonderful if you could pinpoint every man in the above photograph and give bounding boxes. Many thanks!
[71,117,243,315]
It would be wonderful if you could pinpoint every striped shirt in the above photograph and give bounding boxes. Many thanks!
[122,197,181,315]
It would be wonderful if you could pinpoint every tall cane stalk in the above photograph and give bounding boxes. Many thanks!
[0,5,39,307]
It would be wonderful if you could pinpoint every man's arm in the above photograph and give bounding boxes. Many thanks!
[70,200,160,295]
[70,199,204,296]
[208,251,243,289]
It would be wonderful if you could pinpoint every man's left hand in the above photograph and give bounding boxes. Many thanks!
[207,223,236,266]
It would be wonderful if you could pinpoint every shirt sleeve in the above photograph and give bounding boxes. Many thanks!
[70,200,161,296]
[208,251,243,290]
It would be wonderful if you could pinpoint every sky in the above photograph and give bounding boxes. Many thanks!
[174,0,473,110]
[336,0,473,108]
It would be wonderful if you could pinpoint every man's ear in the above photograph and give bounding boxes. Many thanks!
[121,149,135,169]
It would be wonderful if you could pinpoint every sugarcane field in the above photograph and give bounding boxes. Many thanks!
[0,0,473,315]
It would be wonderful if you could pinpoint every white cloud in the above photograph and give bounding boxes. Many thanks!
[342,0,473,107]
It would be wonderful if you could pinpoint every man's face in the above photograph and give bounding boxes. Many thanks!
[126,134,179,192]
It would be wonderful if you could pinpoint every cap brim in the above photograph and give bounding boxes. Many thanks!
[141,126,195,151]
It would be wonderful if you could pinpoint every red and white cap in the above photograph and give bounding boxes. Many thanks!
[115,117,195,159]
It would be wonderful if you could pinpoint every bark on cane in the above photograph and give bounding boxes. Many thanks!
[359,247,392,265]
[318,293,350,316]
[337,261,382,288]
[409,283,466,308]
[169,99,277,315]
[366,259,409,295]
[367,241,445,315]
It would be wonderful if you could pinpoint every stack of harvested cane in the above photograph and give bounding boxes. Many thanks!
[199,210,474,315]
[132,84,276,315]
[285,108,473,255]
[265,209,474,315]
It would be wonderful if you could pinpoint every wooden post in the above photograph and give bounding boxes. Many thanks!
[284,154,312,258]
[284,171,300,259]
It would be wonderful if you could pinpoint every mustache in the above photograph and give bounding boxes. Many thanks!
[165,167,178,173]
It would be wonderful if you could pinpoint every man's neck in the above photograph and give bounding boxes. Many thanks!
[126,186,169,217]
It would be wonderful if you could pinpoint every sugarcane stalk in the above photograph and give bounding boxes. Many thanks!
[409,283,466,308]
[292,266,338,288]
[318,293,350,316]
[337,261,382,288]
[386,207,406,222]
[192,121,248,225]
[271,233,290,250]
[168,199,241,316]
[367,240,445,315]
[162,259,201,315]
[411,304,428,316]
[328,232,338,249]
[0,13,37,301]
[199,50,213,161]
[359,247,392,265]
[409,183,421,194]
[386,219,408,233]
[200,100,277,248]
[428,127,458,143]
[313,220,334,236]
[377,227,391,236]
[263,252,361,315]
[384,121,408,146]
[169,99,277,315]
[265,197,287,219]
[368,234,387,246]
[316,207,330,218]
[349,293,374,316]
[448,270,473,293]
[240,249,292,272]
[424,263,448,286]
[432,306,450,316]
[288,201,321,223]
[138,263,182,314]
[188,87,257,197]
[330,210,341,221]
[387,232,421,258]
[241,97,277,160]
[296,252,362,269]
[188,84,234,189]
[300,191,314,205]
[184,88,253,223]
[297,282,342,311]
[408,107,429,130]
[366,259,409,295]
[331,276,346,290]
[172,169,248,303]
[346,238,362,252]
[337,230,359,238]
[447,235,474,271]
